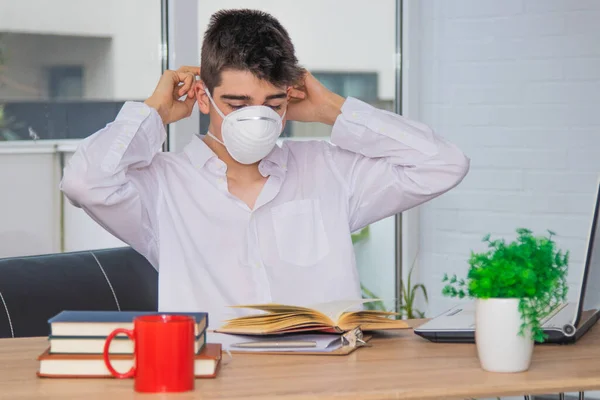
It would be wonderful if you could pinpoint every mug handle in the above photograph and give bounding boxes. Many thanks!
[103,328,136,378]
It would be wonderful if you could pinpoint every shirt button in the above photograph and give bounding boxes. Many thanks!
[255,262,261,268]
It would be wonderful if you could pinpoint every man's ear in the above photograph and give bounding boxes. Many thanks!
[195,81,210,114]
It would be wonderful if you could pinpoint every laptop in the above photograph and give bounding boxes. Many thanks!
[415,181,600,344]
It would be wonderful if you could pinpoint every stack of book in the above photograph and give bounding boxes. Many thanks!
[36,310,221,378]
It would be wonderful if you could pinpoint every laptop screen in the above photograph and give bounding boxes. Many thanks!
[576,182,600,327]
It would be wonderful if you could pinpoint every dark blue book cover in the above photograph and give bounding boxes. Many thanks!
[49,310,208,325]
[48,311,208,337]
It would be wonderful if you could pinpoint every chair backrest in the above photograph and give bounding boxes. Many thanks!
[0,247,158,338]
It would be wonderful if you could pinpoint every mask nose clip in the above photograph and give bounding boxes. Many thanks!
[236,116,278,122]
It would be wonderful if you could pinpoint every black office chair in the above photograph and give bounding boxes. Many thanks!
[0,247,158,338]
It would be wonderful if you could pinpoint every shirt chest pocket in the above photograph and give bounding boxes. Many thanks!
[271,199,330,267]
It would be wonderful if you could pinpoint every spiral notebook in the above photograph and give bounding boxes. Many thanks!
[209,327,371,356]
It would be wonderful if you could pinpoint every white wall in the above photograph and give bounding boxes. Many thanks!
[404,0,600,317]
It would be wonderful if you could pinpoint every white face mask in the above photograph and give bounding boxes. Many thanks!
[204,86,286,165]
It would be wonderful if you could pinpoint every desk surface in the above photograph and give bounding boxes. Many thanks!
[3,322,600,400]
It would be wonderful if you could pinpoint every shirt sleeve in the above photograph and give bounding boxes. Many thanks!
[59,101,166,268]
[325,97,470,232]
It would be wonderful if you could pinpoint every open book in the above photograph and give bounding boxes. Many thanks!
[216,300,411,335]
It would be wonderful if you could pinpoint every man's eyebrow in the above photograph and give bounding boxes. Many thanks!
[265,93,287,100]
[221,94,252,101]
[220,92,287,101]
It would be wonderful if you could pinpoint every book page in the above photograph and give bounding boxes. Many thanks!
[308,299,386,323]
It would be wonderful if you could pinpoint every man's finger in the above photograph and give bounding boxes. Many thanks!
[194,80,206,96]
[184,93,197,109]
[171,96,196,121]
[289,88,306,99]
[176,72,195,95]
[172,84,183,100]
[177,66,201,76]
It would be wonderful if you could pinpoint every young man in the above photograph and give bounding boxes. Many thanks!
[60,9,469,327]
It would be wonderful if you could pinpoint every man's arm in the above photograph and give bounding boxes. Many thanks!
[287,72,470,232]
[60,67,200,267]
[60,103,165,267]
[325,98,469,232]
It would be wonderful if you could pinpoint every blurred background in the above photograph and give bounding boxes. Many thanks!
[0,0,599,340]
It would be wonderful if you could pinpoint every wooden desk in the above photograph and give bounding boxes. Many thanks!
[3,324,600,400]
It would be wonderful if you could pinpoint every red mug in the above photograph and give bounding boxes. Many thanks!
[103,314,195,393]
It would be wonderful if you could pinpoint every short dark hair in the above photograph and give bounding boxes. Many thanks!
[201,9,304,93]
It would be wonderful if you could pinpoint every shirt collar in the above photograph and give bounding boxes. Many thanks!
[184,134,289,173]
[184,134,217,170]
[262,142,289,171]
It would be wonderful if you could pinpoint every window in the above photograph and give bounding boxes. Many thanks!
[313,72,378,102]
[288,71,389,138]
[0,0,163,257]
[48,66,83,100]
[0,30,155,141]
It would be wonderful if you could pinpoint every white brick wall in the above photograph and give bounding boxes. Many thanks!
[409,0,600,318]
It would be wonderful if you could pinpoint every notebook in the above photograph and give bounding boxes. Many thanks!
[209,331,372,356]
[37,343,221,378]
[217,300,410,335]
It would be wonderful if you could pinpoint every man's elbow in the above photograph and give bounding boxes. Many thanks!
[443,149,470,192]
[454,151,470,183]
[420,146,470,196]
[60,167,109,208]
[60,171,89,208]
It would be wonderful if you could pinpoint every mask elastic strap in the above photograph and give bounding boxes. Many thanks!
[204,86,226,119]
[206,131,225,146]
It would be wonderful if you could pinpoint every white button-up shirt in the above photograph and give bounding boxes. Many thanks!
[60,97,469,328]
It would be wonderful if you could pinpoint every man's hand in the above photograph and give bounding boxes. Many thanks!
[144,66,200,124]
[286,71,346,126]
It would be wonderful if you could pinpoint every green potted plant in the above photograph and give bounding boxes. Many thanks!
[442,228,569,372]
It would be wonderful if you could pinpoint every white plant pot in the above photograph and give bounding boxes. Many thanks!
[475,298,534,373]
